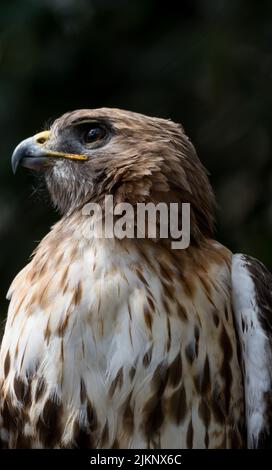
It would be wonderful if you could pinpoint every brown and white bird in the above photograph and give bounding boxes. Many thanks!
[0,108,271,449]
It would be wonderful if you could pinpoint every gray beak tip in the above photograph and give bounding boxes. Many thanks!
[11,148,21,175]
[11,155,19,175]
[11,137,37,175]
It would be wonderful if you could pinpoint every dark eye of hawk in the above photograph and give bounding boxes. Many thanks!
[84,124,107,144]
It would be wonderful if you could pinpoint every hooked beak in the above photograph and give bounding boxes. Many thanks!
[11,131,88,174]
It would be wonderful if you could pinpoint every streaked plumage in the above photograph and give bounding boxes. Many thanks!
[0,108,271,448]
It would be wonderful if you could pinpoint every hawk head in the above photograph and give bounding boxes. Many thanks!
[11,108,215,242]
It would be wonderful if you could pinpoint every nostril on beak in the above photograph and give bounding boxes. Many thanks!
[35,131,50,146]
[36,137,46,145]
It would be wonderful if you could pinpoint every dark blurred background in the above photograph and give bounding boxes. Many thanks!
[1,0,272,321]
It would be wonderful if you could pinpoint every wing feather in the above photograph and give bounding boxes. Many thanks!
[232,254,272,448]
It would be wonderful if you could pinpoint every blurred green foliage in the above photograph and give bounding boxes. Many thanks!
[0,0,272,321]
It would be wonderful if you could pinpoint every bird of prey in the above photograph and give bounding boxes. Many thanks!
[0,108,271,449]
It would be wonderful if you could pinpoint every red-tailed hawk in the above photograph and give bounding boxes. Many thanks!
[0,108,271,448]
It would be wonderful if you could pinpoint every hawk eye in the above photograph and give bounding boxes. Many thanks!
[84,125,107,144]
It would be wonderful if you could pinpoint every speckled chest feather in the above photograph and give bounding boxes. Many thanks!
[0,219,245,448]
